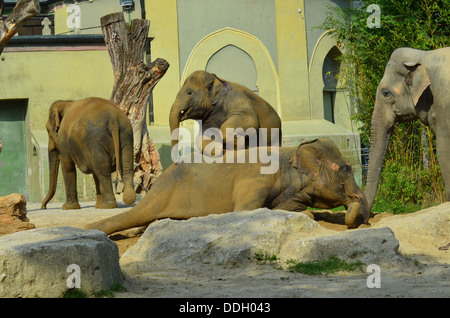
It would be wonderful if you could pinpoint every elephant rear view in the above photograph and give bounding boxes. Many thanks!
[41,97,136,210]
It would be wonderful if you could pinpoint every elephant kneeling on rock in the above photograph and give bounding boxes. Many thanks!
[41,97,136,210]
[85,139,369,235]
[170,70,282,152]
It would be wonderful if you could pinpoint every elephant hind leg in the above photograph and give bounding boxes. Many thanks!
[93,173,117,209]
[61,159,81,210]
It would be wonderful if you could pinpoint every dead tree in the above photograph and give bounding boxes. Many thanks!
[0,0,40,55]
[101,12,169,194]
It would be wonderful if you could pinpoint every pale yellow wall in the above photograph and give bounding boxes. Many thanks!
[0,49,113,131]
[145,0,181,126]
[274,0,310,121]
[54,4,69,35]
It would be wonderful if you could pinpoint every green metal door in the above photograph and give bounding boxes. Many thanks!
[0,99,28,197]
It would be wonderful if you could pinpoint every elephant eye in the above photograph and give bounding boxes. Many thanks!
[341,164,351,174]
[381,89,393,99]
[187,90,193,96]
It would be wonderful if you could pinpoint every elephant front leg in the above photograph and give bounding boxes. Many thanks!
[61,160,81,210]
[436,134,450,201]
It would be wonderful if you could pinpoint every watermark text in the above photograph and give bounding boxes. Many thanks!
[171,122,280,175]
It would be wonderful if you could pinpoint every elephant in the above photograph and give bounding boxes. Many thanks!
[169,70,282,154]
[84,138,370,235]
[41,97,137,210]
[365,47,450,211]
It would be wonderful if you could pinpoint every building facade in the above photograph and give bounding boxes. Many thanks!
[0,0,362,202]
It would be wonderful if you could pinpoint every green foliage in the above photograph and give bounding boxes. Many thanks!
[93,283,128,298]
[287,256,363,275]
[254,252,279,263]
[319,0,448,212]
[61,283,127,298]
[62,288,88,298]
[373,136,446,213]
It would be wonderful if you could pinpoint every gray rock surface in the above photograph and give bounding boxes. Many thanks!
[121,208,402,268]
[0,227,122,298]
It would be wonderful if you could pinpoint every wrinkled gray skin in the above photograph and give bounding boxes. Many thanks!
[41,97,136,210]
[365,47,450,211]
[85,139,369,235]
[169,70,282,152]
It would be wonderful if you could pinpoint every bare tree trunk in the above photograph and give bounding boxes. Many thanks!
[0,0,40,55]
[101,12,169,194]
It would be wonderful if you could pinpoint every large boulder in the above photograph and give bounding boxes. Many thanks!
[121,209,401,268]
[0,193,35,236]
[372,202,450,263]
[0,227,122,298]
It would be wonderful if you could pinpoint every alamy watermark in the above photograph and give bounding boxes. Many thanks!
[366,4,381,29]
[171,121,280,175]
[66,264,81,289]
[67,4,81,30]
[366,264,381,288]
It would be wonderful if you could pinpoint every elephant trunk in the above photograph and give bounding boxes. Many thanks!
[344,188,370,228]
[41,139,60,209]
[364,103,395,211]
[169,103,181,148]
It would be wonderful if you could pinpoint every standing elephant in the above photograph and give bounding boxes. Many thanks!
[365,47,450,210]
[41,97,136,210]
[169,70,282,153]
[84,139,370,235]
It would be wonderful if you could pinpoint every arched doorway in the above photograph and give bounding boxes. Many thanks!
[322,46,342,123]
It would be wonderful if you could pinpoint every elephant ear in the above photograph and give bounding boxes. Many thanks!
[404,62,431,106]
[51,107,63,133]
[207,73,232,105]
[48,101,67,133]
[289,140,322,180]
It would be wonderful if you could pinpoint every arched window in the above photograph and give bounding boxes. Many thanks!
[322,46,341,123]
[206,45,258,94]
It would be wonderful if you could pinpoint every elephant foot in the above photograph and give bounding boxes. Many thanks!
[95,200,117,209]
[63,201,81,210]
[345,202,364,229]
[122,185,137,206]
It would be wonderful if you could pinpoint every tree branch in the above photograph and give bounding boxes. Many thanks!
[0,0,40,55]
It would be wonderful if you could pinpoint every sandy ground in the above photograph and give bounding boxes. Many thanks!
[25,200,449,299]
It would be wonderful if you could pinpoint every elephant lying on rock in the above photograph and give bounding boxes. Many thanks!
[85,139,369,235]
[41,97,136,210]
[365,47,450,210]
[170,70,282,152]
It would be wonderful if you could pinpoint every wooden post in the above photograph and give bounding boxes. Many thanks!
[0,0,40,55]
[101,12,169,194]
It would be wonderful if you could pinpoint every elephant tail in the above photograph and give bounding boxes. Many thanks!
[110,121,123,180]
